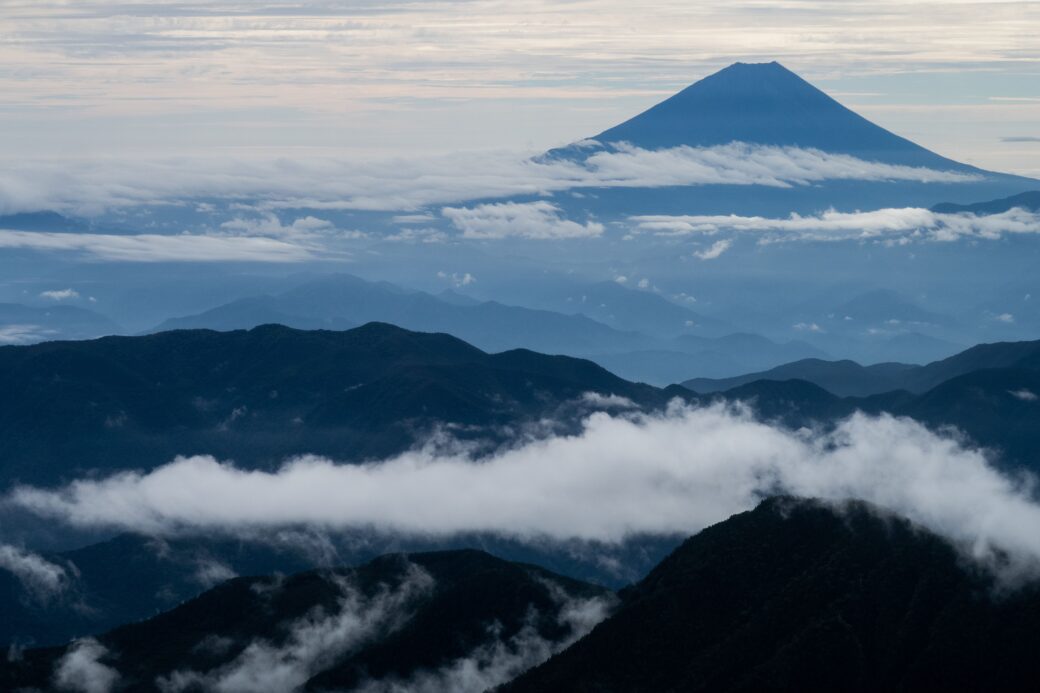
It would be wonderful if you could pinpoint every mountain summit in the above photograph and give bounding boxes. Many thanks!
[591,61,967,169]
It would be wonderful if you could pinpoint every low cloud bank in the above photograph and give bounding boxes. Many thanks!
[9,403,1040,577]
[0,143,979,217]
[632,207,1040,244]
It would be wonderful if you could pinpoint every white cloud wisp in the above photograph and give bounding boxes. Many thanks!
[0,543,72,602]
[632,207,1040,244]
[0,230,316,263]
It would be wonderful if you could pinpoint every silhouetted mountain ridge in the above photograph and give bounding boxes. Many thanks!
[684,337,1040,396]
[932,190,1040,214]
[506,497,1040,692]
[0,322,671,487]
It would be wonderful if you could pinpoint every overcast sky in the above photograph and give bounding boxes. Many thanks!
[1,1,1038,176]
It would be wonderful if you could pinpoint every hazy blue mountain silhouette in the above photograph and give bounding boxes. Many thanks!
[932,190,1040,214]
[684,337,1040,396]
[149,274,828,383]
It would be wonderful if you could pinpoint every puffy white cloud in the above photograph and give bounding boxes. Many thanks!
[1009,389,1038,402]
[579,392,638,409]
[219,214,336,239]
[384,228,448,244]
[692,239,731,260]
[995,312,1016,323]
[442,201,604,240]
[11,403,1040,579]
[53,639,119,693]
[437,271,476,287]
[39,288,80,301]
[631,207,1040,244]
[0,230,314,263]
[794,322,824,333]
[0,543,71,601]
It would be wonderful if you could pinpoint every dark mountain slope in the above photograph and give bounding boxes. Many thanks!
[899,367,1040,465]
[506,497,1040,693]
[906,339,1040,391]
[0,550,612,692]
[694,367,1038,470]
[0,322,671,487]
[684,358,915,397]
[684,337,1040,396]
[0,529,679,648]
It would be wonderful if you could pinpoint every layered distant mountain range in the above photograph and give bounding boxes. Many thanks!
[2,61,1038,374]
[2,61,1040,692]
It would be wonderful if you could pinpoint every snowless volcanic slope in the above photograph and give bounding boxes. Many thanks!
[591,62,970,169]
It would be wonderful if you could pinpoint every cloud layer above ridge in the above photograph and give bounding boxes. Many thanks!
[9,403,1040,578]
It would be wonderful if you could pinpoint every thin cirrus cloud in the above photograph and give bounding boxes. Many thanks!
[0,143,979,218]
[631,207,1040,243]
[0,229,316,263]
[692,239,732,260]
[11,403,1040,580]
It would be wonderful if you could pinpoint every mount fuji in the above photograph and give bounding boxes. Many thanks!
[537,61,1036,216]
[590,62,971,169]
